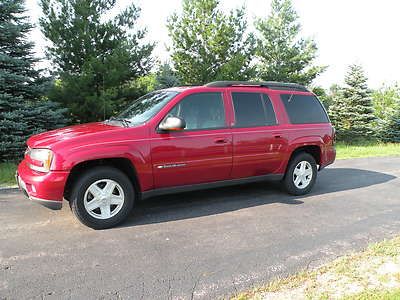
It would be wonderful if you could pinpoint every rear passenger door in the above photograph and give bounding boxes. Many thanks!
[230,91,287,178]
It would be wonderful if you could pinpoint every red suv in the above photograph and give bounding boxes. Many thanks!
[16,81,336,229]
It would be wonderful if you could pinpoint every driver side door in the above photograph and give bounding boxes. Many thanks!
[150,91,233,189]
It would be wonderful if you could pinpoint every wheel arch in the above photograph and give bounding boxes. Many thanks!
[288,144,322,167]
[63,158,141,202]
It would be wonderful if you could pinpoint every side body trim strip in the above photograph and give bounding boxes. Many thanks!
[142,173,284,199]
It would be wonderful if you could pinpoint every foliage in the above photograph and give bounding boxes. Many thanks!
[329,64,376,142]
[0,0,68,161]
[371,84,400,142]
[126,74,157,96]
[40,0,154,123]
[254,0,326,86]
[155,63,180,89]
[0,162,17,186]
[311,85,342,112]
[167,0,255,85]
[109,64,179,107]
[380,107,400,143]
[311,86,329,109]
[372,84,400,120]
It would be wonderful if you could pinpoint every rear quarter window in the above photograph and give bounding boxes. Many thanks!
[280,94,329,124]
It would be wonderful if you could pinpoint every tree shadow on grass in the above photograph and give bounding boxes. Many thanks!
[120,168,396,227]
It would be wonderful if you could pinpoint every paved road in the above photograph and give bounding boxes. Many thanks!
[1,157,400,299]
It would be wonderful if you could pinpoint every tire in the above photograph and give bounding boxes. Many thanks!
[283,152,317,195]
[70,166,135,229]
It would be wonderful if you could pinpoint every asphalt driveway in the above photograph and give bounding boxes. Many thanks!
[1,157,399,299]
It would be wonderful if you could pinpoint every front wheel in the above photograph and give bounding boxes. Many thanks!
[70,166,135,229]
[283,152,317,195]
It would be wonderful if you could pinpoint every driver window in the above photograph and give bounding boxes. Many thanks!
[169,92,226,130]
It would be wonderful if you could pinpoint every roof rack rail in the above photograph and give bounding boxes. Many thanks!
[204,81,309,92]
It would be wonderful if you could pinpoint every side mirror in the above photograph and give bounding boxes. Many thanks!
[159,116,186,131]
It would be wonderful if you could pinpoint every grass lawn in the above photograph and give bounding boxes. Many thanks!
[233,236,400,300]
[0,162,17,187]
[336,142,400,159]
[342,289,400,300]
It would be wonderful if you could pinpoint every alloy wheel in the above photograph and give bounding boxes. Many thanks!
[83,179,125,220]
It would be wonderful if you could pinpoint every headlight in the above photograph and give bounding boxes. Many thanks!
[27,148,54,172]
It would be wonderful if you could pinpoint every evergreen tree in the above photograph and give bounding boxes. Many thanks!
[329,64,375,142]
[255,0,325,85]
[381,107,400,142]
[155,63,180,89]
[371,84,400,142]
[0,0,68,161]
[40,0,154,123]
[167,0,255,85]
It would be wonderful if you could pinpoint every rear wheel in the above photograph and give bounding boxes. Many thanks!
[70,166,135,229]
[283,152,317,195]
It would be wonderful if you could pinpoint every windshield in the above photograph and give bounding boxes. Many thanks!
[115,91,179,126]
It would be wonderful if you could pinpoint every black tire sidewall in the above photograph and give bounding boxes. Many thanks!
[284,153,317,195]
[70,166,135,229]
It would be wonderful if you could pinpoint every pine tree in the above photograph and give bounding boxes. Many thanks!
[255,0,325,85]
[155,63,180,89]
[371,84,400,142]
[40,0,154,122]
[381,107,400,142]
[167,0,255,85]
[0,0,68,161]
[329,64,375,142]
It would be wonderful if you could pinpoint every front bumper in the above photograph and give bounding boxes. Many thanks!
[16,161,69,210]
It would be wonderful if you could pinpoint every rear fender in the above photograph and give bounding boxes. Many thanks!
[280,136,324,172]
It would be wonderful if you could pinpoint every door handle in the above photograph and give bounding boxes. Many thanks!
[273,135,282,139]
[214,138,229,144]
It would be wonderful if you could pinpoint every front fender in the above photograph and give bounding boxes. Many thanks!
[52,141,153,191]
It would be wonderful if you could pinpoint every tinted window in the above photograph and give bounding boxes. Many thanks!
[169,92,225,130]
[262,94,277,125]
[281,94,329,124]
[232,92,276,127]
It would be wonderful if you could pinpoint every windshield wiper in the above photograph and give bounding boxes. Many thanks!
[108,116,132,127]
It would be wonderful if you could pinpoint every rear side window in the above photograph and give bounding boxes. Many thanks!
[232,92,276,127]
[281,94,329,124]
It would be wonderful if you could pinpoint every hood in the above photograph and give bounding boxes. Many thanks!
[27,122,122,148]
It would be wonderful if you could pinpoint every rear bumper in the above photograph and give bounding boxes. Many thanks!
[319,146,336,170]
[16,161,69,210]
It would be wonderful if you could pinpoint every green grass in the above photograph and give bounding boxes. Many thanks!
[232,236,400,300]
[342,288,400,300]
[0,162,17,187]
[336,142,400,159]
